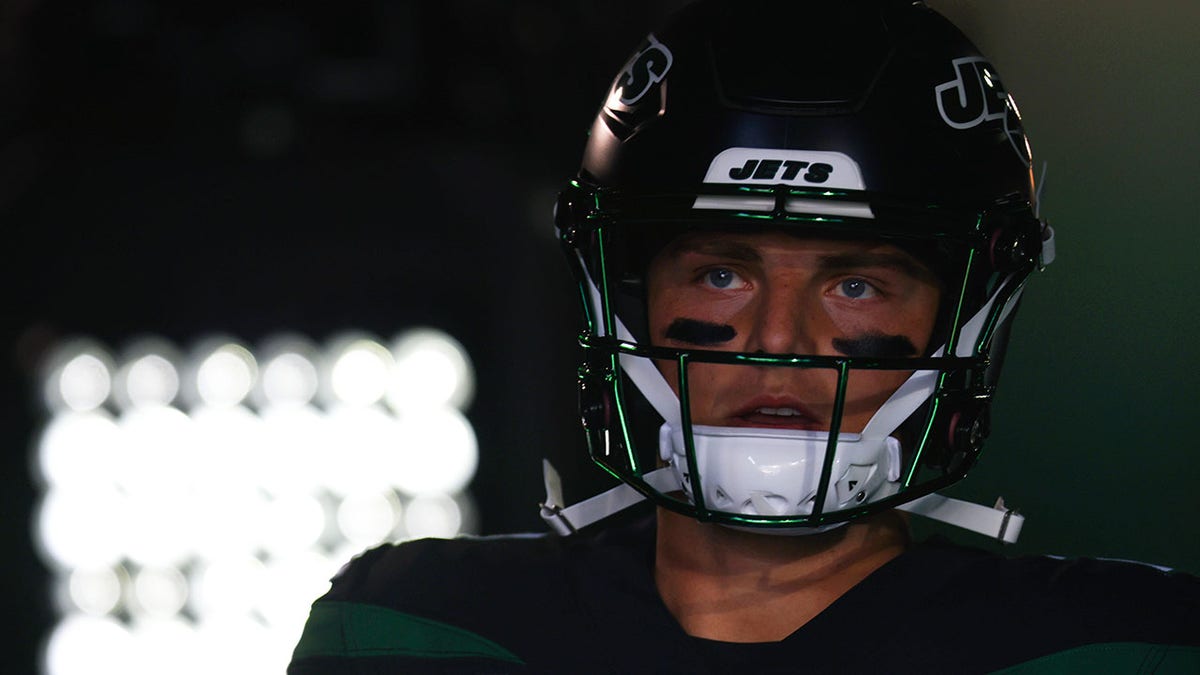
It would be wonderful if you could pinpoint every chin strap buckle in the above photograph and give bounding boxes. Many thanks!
[539,460,679,536]
[896,492,1024,544]
[539,460,578,536]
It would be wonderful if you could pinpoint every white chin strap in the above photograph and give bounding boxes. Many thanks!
[541,230,1056,542]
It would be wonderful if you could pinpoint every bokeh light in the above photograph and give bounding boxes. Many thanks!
[113,338,183,411]
[325,334,393,407]
[36,411,121,490]
[387,328,474,412]
[405,494,463,539]
[66,566,124,616]
[390,407,478,496]
[193,340,258,408]
[33,329,479,674]
[43,615,132,675]
[35,486,127,570]
[262,353,319,406]
[130,566,189,618]
[255,335,320,408]
[259,493,327,557]
[42,341,115,413]
[336,489,402,547]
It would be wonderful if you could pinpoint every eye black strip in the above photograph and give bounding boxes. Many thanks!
[664,318,736,346]
[832,333,918,358]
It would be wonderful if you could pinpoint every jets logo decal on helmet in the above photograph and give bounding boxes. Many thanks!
[693,148,873,218]
[613,34,673,106]
[935,57,1008,130]
[935,57,1031,167]
[700,148,865,189]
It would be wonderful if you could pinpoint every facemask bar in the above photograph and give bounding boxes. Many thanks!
[671,350,854,524]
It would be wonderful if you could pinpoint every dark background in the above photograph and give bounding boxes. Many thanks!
[3,1,1198,672]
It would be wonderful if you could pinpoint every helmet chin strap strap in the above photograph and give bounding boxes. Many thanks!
[541,258,1027,542]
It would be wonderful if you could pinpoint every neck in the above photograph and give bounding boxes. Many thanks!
[654,507,910,643]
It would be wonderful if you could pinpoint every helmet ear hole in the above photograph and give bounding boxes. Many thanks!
[578,368,614,432]
[942,403,991,475]
[555,184,589,245]
[988,215,1044,275]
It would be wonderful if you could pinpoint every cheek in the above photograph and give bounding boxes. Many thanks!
[646,290,680,343]
[906,288,943,349]
[825,295,940,354]
[655,360,680,395]
[649,291,747,346]
[840,369,914,432]
[651,359,736,425]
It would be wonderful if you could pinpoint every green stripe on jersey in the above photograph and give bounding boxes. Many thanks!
[292,600,524,664]
[992,642,1200,674]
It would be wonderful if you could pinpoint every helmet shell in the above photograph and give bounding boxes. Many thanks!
[580,0,1035,211]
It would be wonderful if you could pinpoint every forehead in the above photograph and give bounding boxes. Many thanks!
[650,229,936,280]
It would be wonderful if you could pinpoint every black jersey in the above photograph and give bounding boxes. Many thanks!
[289,516,1200,674]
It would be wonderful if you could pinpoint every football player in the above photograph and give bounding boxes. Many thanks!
[290,2,1199,672]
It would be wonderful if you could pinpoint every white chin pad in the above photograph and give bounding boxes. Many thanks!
[659,423,900,519]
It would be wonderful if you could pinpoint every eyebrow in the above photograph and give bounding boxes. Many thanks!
[663,238,762,262]
[662,236,937,282]
[817,251,936,282]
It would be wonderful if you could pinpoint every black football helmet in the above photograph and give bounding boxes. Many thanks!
[542,0,1054,540]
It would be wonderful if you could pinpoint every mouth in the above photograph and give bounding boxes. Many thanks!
[727,398,823,430]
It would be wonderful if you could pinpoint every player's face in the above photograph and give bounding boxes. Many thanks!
[645,230,942,434]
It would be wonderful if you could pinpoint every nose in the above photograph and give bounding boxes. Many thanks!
[742,278,820,355]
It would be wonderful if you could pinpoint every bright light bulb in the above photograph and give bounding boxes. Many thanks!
[257,550,339,632]
[259,493,327,557]
[131,566,189,618]
[115,404,195,497]
[389,408,478,496]
[192,342,257,408]
[190,404,265,497]
[336,490,401,547]
[128,618,200,675]
[122,492,195,567]
[324,404,398,495]
[189,487,268,561]
[35,487,126,569]
[36,410,121,490]
[329,337,393,406]
[45,344,115,413]
[262,351,319,406]
[123,354,180,408]
[257,403,327,497]
[192,615,275,675]
[387,329,474,411]
[189,555,265,619]
[67,565,124,616]
[404,494,463,539]
[43,614,132,675]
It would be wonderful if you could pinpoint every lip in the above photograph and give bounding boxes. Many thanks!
[726,395,823,430]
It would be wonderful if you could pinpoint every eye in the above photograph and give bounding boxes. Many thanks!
[837,278,877,299]
[702,267,743,290]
